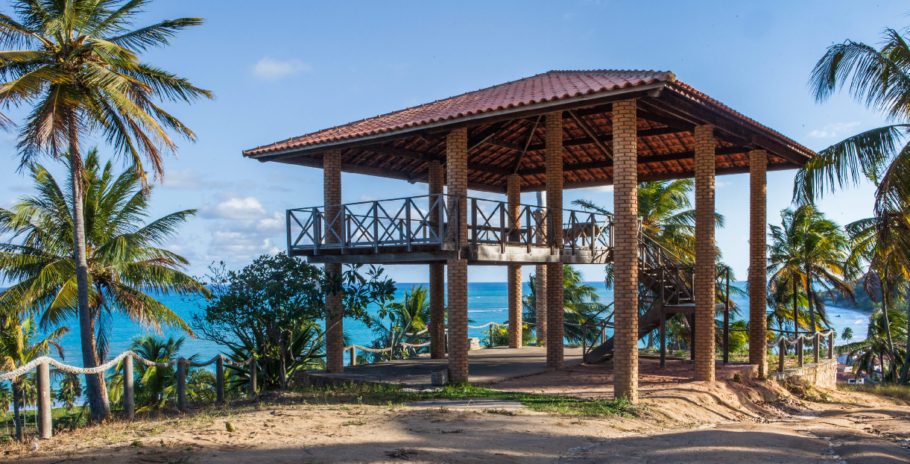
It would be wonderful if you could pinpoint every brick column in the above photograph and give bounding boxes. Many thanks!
[446,128,470,382]
[613,100,639,403]
[536,193,547,346]
[323,149,344,373]
[545,112,564,369]
[429,160,446,359]
[507,174,523,348]
[749,150,769,376]
[694,125,716,382]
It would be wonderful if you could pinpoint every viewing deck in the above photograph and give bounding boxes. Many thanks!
[286,194,616,265]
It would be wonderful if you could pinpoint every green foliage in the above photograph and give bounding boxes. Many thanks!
[0,150,206,366]
[842,327,854,341]
[193,256,396,389]
[106,335,210,411]
[55,372,82,413]
[0,315,66,440]
[367,285,431,361]
[523,265,609,344]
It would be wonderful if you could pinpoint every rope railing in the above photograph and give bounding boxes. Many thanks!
[769,329,837,374]
[0,350,259,440]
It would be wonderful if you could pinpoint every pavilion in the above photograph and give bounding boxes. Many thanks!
[243,70,815,403]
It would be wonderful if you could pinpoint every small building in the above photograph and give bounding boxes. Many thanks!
[243,70,815,403]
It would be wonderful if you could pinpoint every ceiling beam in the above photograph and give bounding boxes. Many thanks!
[568,110,613,160]
[515,146,751,176]
[468,120,511,151]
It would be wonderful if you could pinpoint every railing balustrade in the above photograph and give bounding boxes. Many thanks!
[286,194,614,258]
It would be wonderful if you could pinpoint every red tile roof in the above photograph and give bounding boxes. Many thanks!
[244,69,814,161]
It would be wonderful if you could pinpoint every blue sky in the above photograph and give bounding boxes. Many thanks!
[0,0,903,284]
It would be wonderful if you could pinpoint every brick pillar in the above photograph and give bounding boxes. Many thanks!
[613,100,639,402]
[545,112,564,369]
[429,161,446,359]
[536,193,548,346]
[694,125,716,382]
[323,149,344,373]
[507,174,523,348]
[446,128,470,382]
[749,150,769,376]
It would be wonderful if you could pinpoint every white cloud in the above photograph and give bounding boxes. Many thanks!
[593,185,613,193]
[207,232,280,262]
[252,57,312,81]
[807,121,861,139]
[716,181,732,189]
[201,196,268,220]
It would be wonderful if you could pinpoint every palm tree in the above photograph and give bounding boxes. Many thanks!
[0,315,67,441]
[839,309,907,382]
[768,205,854,334]
[0,1,212,420]
[0,150,207,417]
[523,265,609,344]
[55,372,82,413]
[368,286,431,361]
[575,180,724,263]
[106,335,197,411]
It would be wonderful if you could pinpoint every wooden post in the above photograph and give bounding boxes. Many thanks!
[216,356,225,405]
[659,268,666,368]
[778,339,785,373]
[797,340,804,367]
[829,332,835,360]
[124,354,134,420]
[581,323,587,360]
[250,358,258,398]
[177,358,186,412]
[350,347,357,366]
[813,333,820,364]
[37,361,51,439]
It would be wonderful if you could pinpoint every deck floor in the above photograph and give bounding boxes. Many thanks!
[301,346,584,386]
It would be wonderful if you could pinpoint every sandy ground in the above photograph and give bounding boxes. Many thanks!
[4,361,910,463]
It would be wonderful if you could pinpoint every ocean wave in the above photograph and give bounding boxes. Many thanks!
[468,309,507,313]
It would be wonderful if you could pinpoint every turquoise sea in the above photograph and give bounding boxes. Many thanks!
[33,281,870,369]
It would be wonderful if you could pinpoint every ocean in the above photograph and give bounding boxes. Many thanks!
[34,281,870,369]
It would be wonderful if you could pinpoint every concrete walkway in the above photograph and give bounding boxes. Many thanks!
[301,346,584,386]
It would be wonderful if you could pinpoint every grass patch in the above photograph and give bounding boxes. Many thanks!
[839,383,910,402]
[291,382,635,417]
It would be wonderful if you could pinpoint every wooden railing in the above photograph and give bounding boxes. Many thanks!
[287,194,614,257]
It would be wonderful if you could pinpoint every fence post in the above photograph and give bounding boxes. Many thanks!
[829,332,835,360]
[124,354,134,420]
[723,267,730,364]
[582,323,588,361]
[216,356,225,405]
[490,324,495,348]
[250,358,258,398]
[797,339,804,367]
[37,361,52,439]
[813,333,820,364]
[350,347,357,366]
[176,358,186,412]
[778,339,785,373]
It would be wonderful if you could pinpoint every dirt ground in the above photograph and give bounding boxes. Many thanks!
[4,360,910,463]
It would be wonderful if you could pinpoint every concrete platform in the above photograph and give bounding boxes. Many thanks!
[296,346,584,387]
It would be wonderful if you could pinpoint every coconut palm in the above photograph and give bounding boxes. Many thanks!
[0,0,212,420]
[368,286,431,361]
[105,335,199,411]
[0,315,67,441]
[574,179,724,263]
[0,150,207,417]
[55,372,82,413]
[839,309,908,382]
[523,265,609,344]
[768,205,854,334]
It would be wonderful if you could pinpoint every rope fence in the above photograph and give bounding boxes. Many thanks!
[0,351,257,440]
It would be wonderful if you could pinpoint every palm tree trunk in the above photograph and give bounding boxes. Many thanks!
[68,123,109,421]
[899,285,910,384]
[12,383,21,442]
[878,273,897,383]
[805,272,817,333]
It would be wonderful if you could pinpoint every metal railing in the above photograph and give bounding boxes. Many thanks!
[287,194,614,257]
